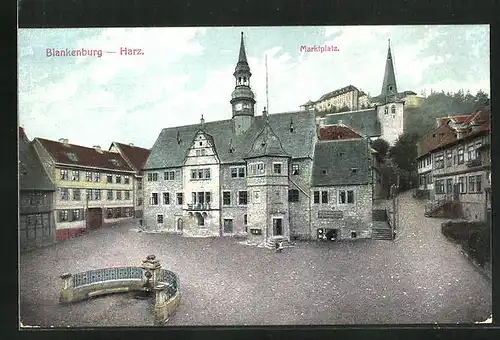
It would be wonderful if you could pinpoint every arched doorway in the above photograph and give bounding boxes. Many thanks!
[195,212,204,226]
[177,218,183,232]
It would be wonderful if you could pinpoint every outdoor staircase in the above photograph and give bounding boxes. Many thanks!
[371,227,394,240]
[424,194,452,217]
[264,236,294,250]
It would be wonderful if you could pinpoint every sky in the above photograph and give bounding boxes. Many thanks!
[18,25,490,150]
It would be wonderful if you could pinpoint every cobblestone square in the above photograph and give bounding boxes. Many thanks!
[19,191,491,327]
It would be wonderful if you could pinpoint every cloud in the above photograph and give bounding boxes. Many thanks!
[18,26,490,150]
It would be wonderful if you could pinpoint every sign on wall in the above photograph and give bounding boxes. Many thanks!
[318,210,343,219]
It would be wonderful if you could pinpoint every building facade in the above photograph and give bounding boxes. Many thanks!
[300,85,370,113]
[314,41,422,146]
[109,142,150,218]
[417,108,491,221]
[19,127,57,251]
[142,32,374,244]
[33,138,136,241]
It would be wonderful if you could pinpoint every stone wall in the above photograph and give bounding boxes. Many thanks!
[288,158,313,240]
[221,164,249,235]
[377,102,405,146]
[310,184,373,239]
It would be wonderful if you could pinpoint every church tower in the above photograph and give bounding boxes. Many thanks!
[381,39,398,103]
[231,32,256,134]
[376,39,405,145]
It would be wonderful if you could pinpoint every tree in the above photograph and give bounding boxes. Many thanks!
[389,133,419,173]
[371,138,390,162]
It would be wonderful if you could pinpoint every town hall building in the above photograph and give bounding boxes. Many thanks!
[142,33,374,245]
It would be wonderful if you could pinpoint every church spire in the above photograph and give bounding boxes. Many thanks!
[381,39,398,99]
[238,32,248,64]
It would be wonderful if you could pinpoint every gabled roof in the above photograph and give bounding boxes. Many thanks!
[144,111,317,169]
[35,138,135,172]
[245,121,289,159]
[19,128,56,191]
[322,108,381,137]
[437,115,470,127]
[318,124,362,140]
[111,142,150,173]
[312,139,371,187]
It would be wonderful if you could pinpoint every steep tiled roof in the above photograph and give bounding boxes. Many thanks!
[112,142,150,172]
[35,138,135,172]
[144,111,317,169]
[318,124,362,140]
[19,128,56,191]
[245,121,289,159]
[322,109,381,137]
[312,139,371,186]
[436,115,469,126]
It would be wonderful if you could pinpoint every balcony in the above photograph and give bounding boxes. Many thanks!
[187,203,211,210]
[466,158,482,167]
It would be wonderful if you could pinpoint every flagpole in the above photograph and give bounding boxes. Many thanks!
[265,54,269,113]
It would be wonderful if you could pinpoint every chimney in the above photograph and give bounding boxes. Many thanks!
[59,138,69,146]
[318,118,326,128]
[93,145,103,153]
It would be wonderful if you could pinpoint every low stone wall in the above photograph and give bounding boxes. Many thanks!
[59,255,181,326]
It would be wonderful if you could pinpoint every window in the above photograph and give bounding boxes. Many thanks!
[163,193,170,205]
[107,190,113,200]
[191,170,197,180]
[339,190,346,204]
[116,175,122,184]
[467,144,475,161]
[476,175,482,192]
[446,150,452,167]
[458,177,466,193]
[86,171,92,181]
[321,191,328,204]
[253,191,261,203]
[249,162,265,176]
[177,193,184,205]
[137,198,143,206]
[223,191,231,205]
[273,163,282,174]
[93,189,101,200]
[204,169,211,179]
[446,178,453,194]
[164,171,175,180]
[137,179,142,189]
[59,210,69,222]
[147,173,153,181]
[72,209,80,221]
[347,190,354,204]
[107,174,113,183]
[125,191,130,200]
[313,191,320,204]
[435,180,445,194]
[292,164,300,175]
[244,214,248,232]
[434,154,444,169]
[115,207,122,218]
[239,191,248,205]
[124,175,130,184]
[384,107,388,115]
[475,141,482,159]
[192,192,197,204]
[206,192,211,204]
[60,188,69,200]
[94,172,101,182]
[457,148,464,164]
[72,170,80,181]
[60,169,69,180]
[153,173,158,181]
[73,189,81,201]
[231,167,246,178]
[351,231,357,238]
[468,176,476,193]
[391,105,396,114]
[190,168,211,180]
[157,215,164,224]
[427,157,431,166]
[288,189,299,202]
[151,193,158,205]
[107,208,114,218]
[196,149,201,156]
[116,191,122,200]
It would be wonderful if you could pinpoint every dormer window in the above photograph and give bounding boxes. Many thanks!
[67,152,78,162]
[384,107,389,115]
[109,159,121,166]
